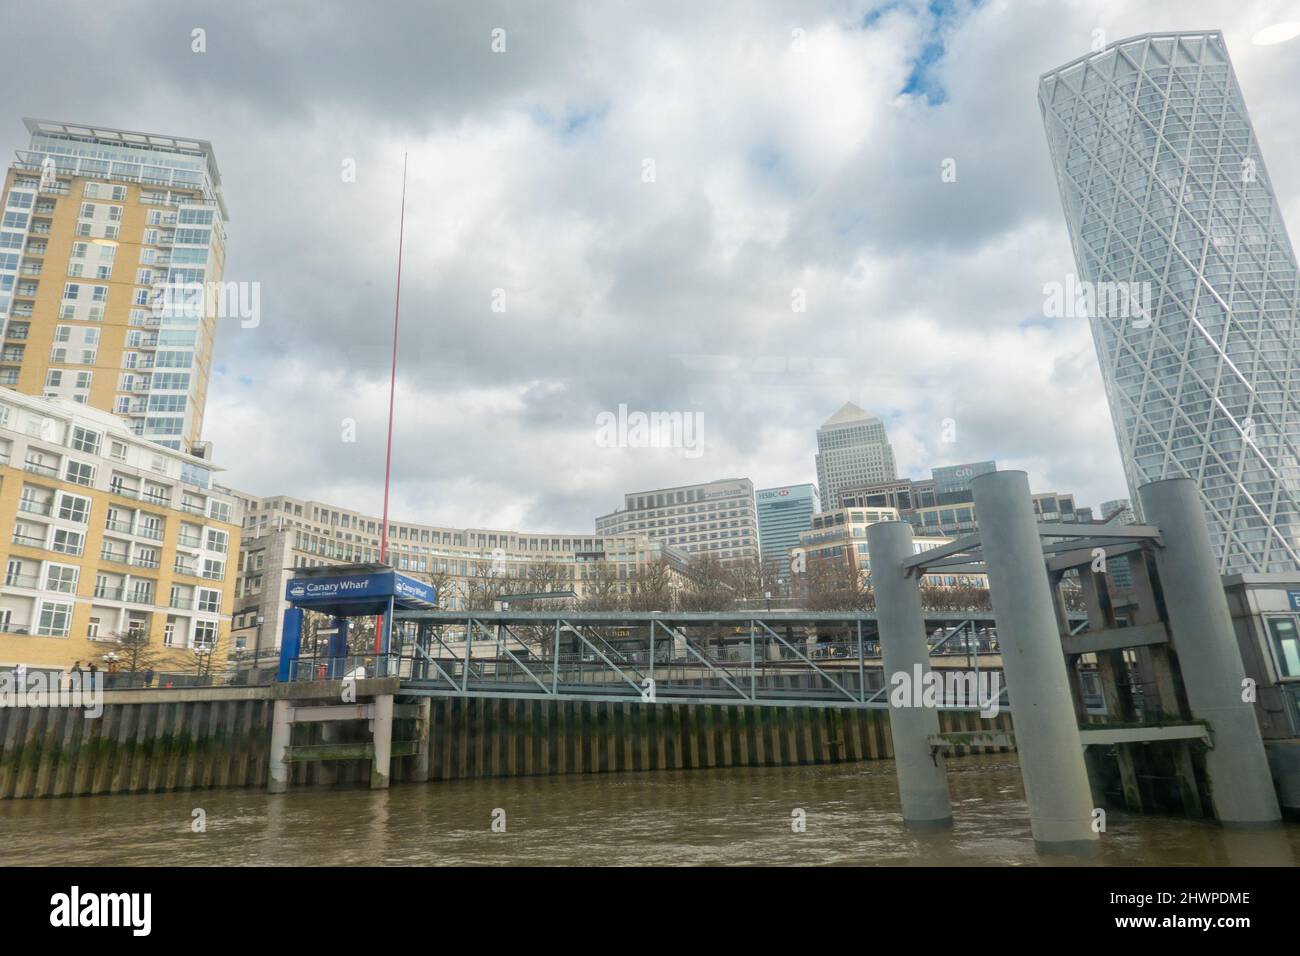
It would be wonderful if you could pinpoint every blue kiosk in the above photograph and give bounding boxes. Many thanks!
[277,563,438,681]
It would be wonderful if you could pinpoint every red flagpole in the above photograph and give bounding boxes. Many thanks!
[377,153,408,655]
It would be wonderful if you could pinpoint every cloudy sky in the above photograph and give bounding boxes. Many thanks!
[4,0,1300,533]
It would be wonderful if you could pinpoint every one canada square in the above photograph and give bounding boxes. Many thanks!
[1040,31,1300,573]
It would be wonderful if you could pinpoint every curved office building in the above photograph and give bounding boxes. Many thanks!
[1040,31,1300,573]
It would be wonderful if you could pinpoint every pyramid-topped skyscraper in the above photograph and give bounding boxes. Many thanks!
[814,402,896,509]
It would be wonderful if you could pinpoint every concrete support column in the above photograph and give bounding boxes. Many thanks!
[1138,477,1281,826]
[268,699,292,794]
[413,697,432,783]
[971,470,1099,855]
[867,520,952,829]
[370,693,394,790]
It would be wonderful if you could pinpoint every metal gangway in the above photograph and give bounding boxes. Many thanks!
[386,610,1064,709]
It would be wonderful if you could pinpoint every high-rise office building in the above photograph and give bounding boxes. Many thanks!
[0,119,228,455]
[1040,32,1300,573]
[756,483,819,570]
[932,460,996,497]
[814,403,896,510]
[594,477,758,565]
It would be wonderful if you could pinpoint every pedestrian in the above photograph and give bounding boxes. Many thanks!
[87,662,98,690]
[69,660,83,691]
[14,662,26,692]
[144,667,154,688]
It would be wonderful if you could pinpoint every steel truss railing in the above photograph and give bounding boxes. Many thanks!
[386,611,1062,710]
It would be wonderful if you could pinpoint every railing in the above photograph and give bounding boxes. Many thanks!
[129,556,160,569]
[104,519,133,533]
[285,654,400,683]
[176,534,202,548]
[23,460,59,478]
[3,574,39,588]
[170,597,194,610]
[94,586,126,601]
[125,592,155,606]
[11,532,45,548]
[17,498,53,516]
[100,549,129,564]
[137,525,164,541]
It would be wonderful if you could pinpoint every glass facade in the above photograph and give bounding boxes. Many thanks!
[756,484,819,568]
[1041,32,1300,573]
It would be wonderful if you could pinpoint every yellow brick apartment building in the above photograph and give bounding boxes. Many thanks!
[0,388,241,682]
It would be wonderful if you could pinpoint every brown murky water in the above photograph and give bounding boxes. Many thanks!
[0,756,1297,866]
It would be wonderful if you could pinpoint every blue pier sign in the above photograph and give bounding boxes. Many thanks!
[1288,589,1300,611]
[284,568,437,616]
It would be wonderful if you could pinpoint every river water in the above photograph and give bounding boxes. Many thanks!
[1,756,1297,866]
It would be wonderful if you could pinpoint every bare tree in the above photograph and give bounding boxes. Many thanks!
[626,557,675,612]
[677,553,735,612]
[96,629,167,680]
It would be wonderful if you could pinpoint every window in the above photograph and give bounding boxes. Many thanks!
[196,588,221,613]
[109,440,128,461]
[51,529,84,556]
[71,426,100,455]
[36,601,73,637]
[1269,617,1300,679]
[44,564,78,593]
[87,617,100,640]
[201,558,224,580]
[64,460,95,486]
[193,620,218,649]
[56,493,90,523]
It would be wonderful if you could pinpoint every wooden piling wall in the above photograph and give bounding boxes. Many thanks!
[0,692,1015,798]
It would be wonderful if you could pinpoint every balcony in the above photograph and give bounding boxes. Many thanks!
[100,548,129,565]
[177,534,202,549]
[17,499,52,516]
[11,532,44,548]
[170,597,195,610]
[173,562,197,577]
[104,518,133,534]
[24,461,59,478]
[179,501,206,516]
[125,592,155,606]
[3,573,39,588]
[93,586,126,601]
[137,525,164,541]
[128,555,160,570]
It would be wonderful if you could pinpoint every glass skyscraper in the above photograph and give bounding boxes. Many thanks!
[1040,31,1300,573]
[756,483,820,570]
